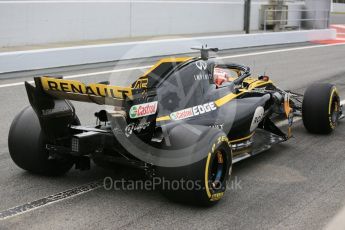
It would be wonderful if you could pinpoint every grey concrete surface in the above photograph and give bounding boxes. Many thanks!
[330,13,345,24]
[0,43,345,229]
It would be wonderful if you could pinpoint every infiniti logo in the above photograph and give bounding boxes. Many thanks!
[195,60,207,70]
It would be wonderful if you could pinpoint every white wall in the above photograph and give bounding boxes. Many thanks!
[305,0,331,29]
[0,29,336,74]
[0,2,132,47]
[0,0,306,48]
[130,2,244,37]
[0,1,245,47]
[332,3,345,12]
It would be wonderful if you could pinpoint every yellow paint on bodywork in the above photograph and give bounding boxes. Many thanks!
[247,80,273,90]
[215,79,272,107]
[156,76,274,122]
[156,116,170,122]
[214,92,245,107]
[132,57,192,89]
[41,77,133,100]
[142,57,192,77]
[229,132,255,144]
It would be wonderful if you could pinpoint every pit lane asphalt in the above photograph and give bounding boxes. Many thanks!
[0,43,345,230]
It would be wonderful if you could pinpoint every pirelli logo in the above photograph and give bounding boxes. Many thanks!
[41,77,133,100]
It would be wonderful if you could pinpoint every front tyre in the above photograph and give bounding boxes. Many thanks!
[8,106,74,176]
[302,83,340,134]
[157,132,232,206]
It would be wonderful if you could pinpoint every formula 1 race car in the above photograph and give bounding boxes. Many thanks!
[8,47,344,206]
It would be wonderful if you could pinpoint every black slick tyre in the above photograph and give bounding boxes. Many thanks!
[157,131,232,206]
[8,106,74,176]
[302,83,340,134]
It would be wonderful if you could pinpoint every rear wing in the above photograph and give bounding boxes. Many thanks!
[24,76,142,140]
[37,76,134,105]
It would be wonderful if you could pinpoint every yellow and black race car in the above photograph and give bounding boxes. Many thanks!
[8,47,344,206]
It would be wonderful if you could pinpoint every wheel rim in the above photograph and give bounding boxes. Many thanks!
[210,150,226,190]
[331,100,339,125]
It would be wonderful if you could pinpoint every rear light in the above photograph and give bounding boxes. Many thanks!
[71,137,79,152]
[71,131,101,155]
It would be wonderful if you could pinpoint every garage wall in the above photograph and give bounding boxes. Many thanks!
[332,3,345,12]
[305,0,332,29]
[0,29,336,74]
[0,0,305,48]
[0,2,132,47]
[250,1,306,30]
[130,2,244,37]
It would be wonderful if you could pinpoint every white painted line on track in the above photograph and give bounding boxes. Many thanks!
[63,65,153,79]
[216,43,345,60]
[0,180,103,221]
[1,42,345,89]
[0,81,28,88]
[0,66,152,88]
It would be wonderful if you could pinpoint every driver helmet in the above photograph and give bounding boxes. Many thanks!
[214,67,228,87]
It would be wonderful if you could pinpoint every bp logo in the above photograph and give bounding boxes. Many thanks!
[129,101,158,119]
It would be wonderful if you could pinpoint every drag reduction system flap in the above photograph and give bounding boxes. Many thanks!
[40,76,134,103]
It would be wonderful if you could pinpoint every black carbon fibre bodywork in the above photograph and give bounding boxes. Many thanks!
[21,53,300,167]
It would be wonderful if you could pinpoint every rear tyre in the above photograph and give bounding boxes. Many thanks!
[157,131,232,206]
[302,83,340,134]
[8,106,74,176]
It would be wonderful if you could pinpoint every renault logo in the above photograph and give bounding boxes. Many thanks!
[196,61,207,70]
